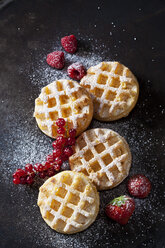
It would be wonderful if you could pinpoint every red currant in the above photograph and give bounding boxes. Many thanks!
[13,177,21,184]
[60,154,69,161]
[54,164,61,171]
[56,136,67,146]
[20,177,27,185]
[44,161,52,170]
[54,157,63,166]
[64,147,73,157]
[12,172,19,178]
[64,138,68,146]
[39,172,46,179]
[38,164,44,172]
[30,171,36,178]
[25,164,33,172]
[49,162,55,167]
[15,169,26,177]
[34,163,43,172]
[56,118,66,127]
[67,137,76,146]
[12,124,78,185]
[47,168,55,177]
[46,154,54,163]
[52,140,62,149]
[69,128,76,137]
[26,176,34,185]
[53,148,62,158]
[57,127,65,135]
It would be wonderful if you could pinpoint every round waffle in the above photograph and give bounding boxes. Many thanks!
[38,171,99,234]
[80,61,139,121]
[34,79,93,138]
[69,128,132,190]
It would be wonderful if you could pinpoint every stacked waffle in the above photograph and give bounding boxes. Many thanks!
[35,61,139,234]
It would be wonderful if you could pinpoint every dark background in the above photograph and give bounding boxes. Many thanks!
[0,0,165,247]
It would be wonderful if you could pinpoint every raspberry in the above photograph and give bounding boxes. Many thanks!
[61,34,77,53]
[127,174,151,198]
[67,63,86,81]
[56,118,66,127]
[46,51,65,69]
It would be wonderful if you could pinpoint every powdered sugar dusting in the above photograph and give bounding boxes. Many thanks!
[24,38,105,89]
[1,34,165,248]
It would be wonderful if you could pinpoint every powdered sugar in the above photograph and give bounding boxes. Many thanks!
[1,35,165,248]
[25,39,104,89]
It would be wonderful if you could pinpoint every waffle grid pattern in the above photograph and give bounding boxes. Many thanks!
[38,171,99,234]
[70,129,131,190]
[34,80,93,138]
[80,61,139,120]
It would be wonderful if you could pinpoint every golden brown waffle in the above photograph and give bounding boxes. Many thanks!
[34,79,93,138]
[38,171,99,234]
[70,128,132,190]
[80,61,139,121]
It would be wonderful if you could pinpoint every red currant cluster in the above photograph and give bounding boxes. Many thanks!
[12,118,76,185]
[13,165,35,185]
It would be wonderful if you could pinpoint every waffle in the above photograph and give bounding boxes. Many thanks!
[38,171,99,234]
[34,79,93,138]
[69,128,132,190]
[80,61,139,121]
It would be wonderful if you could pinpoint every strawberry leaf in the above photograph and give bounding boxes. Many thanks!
[110,195,128,207]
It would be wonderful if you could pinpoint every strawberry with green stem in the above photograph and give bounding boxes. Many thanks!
[105,195,135,225]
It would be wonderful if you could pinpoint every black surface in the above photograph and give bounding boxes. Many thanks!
[0,0,165,247]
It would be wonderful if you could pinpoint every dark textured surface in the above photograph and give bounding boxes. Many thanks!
[0,0,165,247]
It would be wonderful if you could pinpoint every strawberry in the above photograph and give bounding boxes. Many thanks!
[105,195,135,225]
[127,174,151,198]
